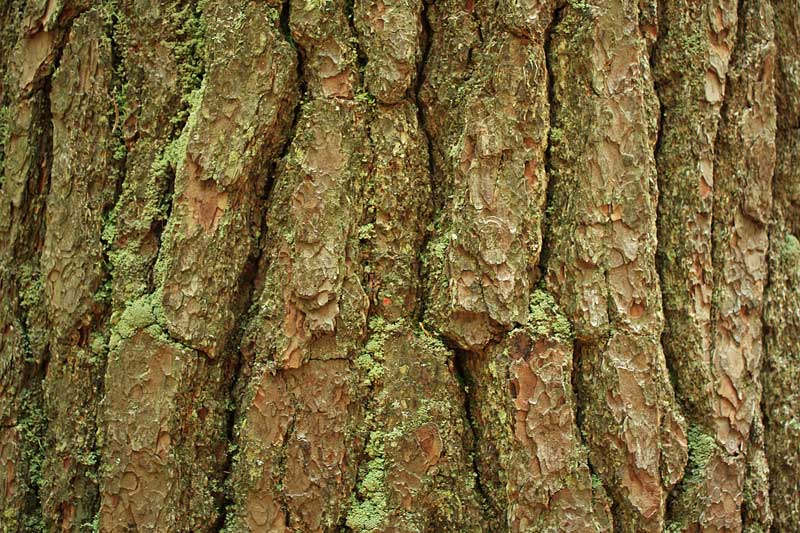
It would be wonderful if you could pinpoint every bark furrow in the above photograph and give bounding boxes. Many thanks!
[763,1,800,530]
[546,2,687,530]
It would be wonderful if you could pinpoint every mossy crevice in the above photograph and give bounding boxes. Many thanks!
[665,425,719,531]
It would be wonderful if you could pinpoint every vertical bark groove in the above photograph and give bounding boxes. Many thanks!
[546,2,688,530]
[763,1,800,529]
[1,2,88,527]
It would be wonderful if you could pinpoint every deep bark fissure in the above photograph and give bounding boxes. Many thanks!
[414,0,437,302]
[105,16,129,233]
[216,122,300,533]
[148,29,205,294]
[148,164,174,291]
[217,2,313,527]
[452,347,493,517]
[344,0,368,81]
[278,412,298,529]
[8,12,81,521]
[539,2,564,271]
[60,15,132,524]
[277,0,307,169]
[215,228,268,531]
[648,0,666,208]
[542,1,617,511]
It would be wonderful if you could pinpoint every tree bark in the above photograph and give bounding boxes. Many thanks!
[0,0,797,532]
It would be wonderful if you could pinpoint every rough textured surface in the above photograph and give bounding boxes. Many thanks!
[99,1,298,530]
[227,1,370,529]
[466,292,612,532]
[424,14,551,350]
[106,0,204,309]
[546,2,687,529]
[1,0,798,531]
[158,0,298,356]
[348,323,485,532]
[764,1,800,530]
[1,1,85,530]
[665,0,777,529]
[40,10,115,530]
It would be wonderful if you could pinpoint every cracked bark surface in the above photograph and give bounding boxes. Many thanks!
[545,2,687,529]
[0,0,798,532]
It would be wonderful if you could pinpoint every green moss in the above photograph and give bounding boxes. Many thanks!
[680,33,706,59]
[567,0,594,12]
[12,387,48,532]
[304,0,333,12]
[0,104,8,141]
[79,511,101,533]
[2,507,19,533]
[357,222,375,242]
[549,126,564,144]
[355,90,376,106]
[92,278,112,306]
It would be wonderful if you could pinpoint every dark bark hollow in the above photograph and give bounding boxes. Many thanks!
[0,0,797,532]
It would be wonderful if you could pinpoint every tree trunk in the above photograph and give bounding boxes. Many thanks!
[0,0,797,531]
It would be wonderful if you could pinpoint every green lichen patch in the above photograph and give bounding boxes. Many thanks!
[0,103,9,188]
[528,289,573,342]
[18,264,44,311]
[108,289,169,350]
[685,426,717,477]
[12,387,48,533]
[348,321,484,530]
[150,84,204,183]
[354,318,388,387]
[666,425,719,530]
[167,2,207,128]
[346,430,392,531]
[780,234,800,268]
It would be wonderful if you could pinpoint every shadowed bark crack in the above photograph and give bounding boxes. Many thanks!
[452,347,494,515]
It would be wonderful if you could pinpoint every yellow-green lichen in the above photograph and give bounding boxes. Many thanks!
[346,431,389,531]
[0,104,9,188]
[109,288,170,350]
[18,265,44,311]
[666,425,719,530]
[685,425,717,480]
[167,2,206,128]
[528,289,573,342]
[780,234,800,267]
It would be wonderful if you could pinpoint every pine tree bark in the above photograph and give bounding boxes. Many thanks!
[0,0,797,532]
